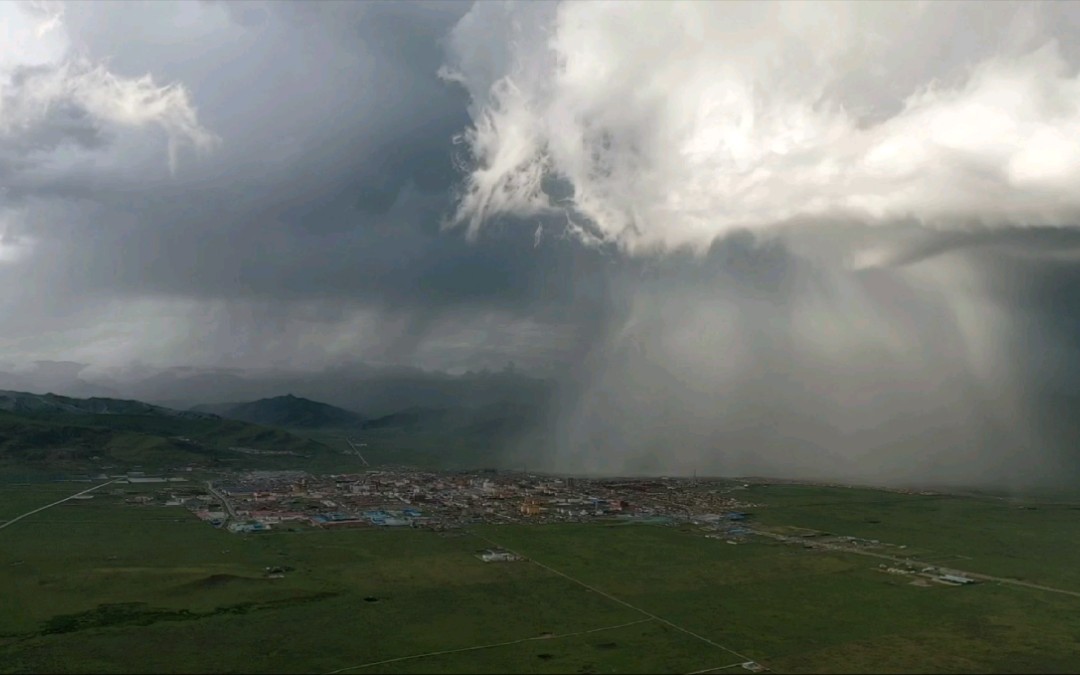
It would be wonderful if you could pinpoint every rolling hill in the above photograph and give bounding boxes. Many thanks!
[190,394,364,429]
[0,390,337,474]
[0,390,214,419]
[360,406,453,431]
[106,363,555,419]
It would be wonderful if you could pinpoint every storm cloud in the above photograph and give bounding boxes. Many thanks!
[443,1,1080,487]
[445,1,1080,254]
[4,1,1080,487]
[0,0,598,374]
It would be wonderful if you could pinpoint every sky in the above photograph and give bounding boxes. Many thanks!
[4,0,1080,484]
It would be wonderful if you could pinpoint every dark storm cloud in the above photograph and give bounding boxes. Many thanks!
[498,230,1080,488]
[428,0,1080,485]
[0,0,604,372]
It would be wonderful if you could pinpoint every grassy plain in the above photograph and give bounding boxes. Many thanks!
[0,485,657,673]
[743,483,1080,588]
[2,483,1080,673]
[479,522,1080,673]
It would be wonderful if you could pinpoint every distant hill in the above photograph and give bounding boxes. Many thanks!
[361,406,452,431]
[361,401,540,435]
[0,390,215,419]
[191,394,364,429]
[110,364,554,418]
[341,400,545,470]
[0,390,336,473]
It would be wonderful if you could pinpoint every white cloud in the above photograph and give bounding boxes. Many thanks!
[444,1,1080,255]
[0,1,67,67]
[0,0,217,174]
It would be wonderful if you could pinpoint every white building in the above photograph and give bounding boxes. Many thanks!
[478,549,518,563]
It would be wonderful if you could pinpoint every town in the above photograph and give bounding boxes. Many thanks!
[128,469,759,536]
[100,468,984,588]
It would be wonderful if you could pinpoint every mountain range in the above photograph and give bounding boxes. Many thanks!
[189,393,541,440]
[0,390,214,419]
[0,361,555,418]
[0,390,334,475]
[0,385,546,476]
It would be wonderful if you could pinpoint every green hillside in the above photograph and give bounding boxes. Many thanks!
[0,389,214,418]
[306,401,546,470]
[191,394,364,430]
[0,391,338,474]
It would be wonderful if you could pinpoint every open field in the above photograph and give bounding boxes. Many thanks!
[743,483,1080,589]
[0,485,75,517]
[0,485,655,673]
[477,522,1080,673]
[2,482,1080,673]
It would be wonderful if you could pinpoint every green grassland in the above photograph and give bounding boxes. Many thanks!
[743,483,1080,588]
[2,483,1080,673]
[0,484,80,521]
[0,486,653,674]
[478,522,1080,673]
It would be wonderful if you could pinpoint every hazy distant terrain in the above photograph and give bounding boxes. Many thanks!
[348,401,546,470]
[0,390,215,419]
[0,388,545,476]
[1,362,554,421]
[0,390,334,474]
[184,392,546,471]
[191,394,365,430]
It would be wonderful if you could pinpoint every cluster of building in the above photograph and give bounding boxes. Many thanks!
[167,469,758,534]
[476,548,521,563]
[877,563,977,586]
[758,529,979,587]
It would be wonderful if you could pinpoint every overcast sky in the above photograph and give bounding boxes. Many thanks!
[5,0,1080,482]
[0,0,605,375]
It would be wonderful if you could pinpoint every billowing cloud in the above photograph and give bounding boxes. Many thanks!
[444,1,1080,254]
[0,1,217,174]
[437,1,1080,487]
[0,0,218,292]
[0,0,591,379]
